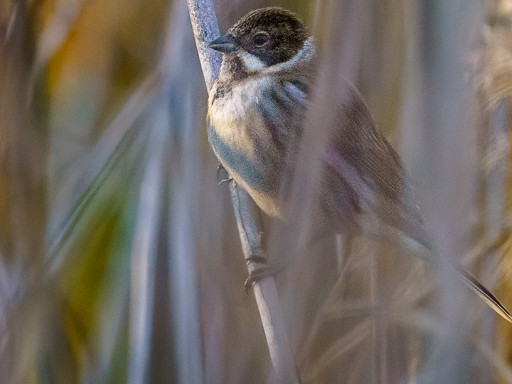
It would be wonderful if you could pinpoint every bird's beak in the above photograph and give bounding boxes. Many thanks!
[208,34,241,53]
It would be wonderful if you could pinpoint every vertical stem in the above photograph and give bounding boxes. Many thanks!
[185,1,299,382]
[185,0,221,90]
[482,1,512,381]
[127,115,167,384]
[229,183,299,383]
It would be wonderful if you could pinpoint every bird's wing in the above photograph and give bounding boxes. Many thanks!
[321,85,430,249]
[255,77,309,152]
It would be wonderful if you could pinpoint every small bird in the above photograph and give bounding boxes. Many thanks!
[207,7,512,322]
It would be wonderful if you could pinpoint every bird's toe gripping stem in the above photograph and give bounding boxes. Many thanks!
[244,252,284,293]
[216,163,232,185]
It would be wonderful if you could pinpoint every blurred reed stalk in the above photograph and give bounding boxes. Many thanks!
[478,0,512,379]
[185,1,300,382]
[0,2,48,382]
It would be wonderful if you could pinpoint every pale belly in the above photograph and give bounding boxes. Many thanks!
[207,76,307,218]
[207,124,283,218]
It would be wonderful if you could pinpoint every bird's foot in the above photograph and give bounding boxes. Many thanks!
[216,163,232,185]
[244,254,284,293]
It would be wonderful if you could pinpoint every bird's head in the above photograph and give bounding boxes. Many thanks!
[209,7,312,77]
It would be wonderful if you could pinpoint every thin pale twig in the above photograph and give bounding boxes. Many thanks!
[185,1,300,382]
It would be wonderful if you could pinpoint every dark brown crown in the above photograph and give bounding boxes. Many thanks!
[229,7,310,66]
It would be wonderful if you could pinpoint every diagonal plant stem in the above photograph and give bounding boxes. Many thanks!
[185,1,300,382]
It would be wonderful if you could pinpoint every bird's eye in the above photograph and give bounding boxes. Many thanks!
[253,32,270,47]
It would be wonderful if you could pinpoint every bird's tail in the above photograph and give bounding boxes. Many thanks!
[454,263,512,322]
[399,231,512,323]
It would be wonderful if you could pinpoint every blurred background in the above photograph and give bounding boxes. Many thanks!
[1,0,512,383]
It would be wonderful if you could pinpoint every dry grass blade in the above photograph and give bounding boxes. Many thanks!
[127,108,167,384]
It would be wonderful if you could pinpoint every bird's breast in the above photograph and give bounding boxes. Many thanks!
[208,77,272,154]
[207,75,308,217]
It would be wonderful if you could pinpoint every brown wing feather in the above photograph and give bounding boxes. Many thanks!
[321,85,430,248]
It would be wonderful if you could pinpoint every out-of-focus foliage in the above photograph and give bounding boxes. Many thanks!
[1,0,512,383]
[476,1,512,382]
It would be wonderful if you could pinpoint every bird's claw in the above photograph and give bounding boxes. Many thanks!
[244,254,284,293]
[216,163,232,185]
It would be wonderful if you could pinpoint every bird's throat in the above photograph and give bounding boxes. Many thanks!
[220,55,249,82]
